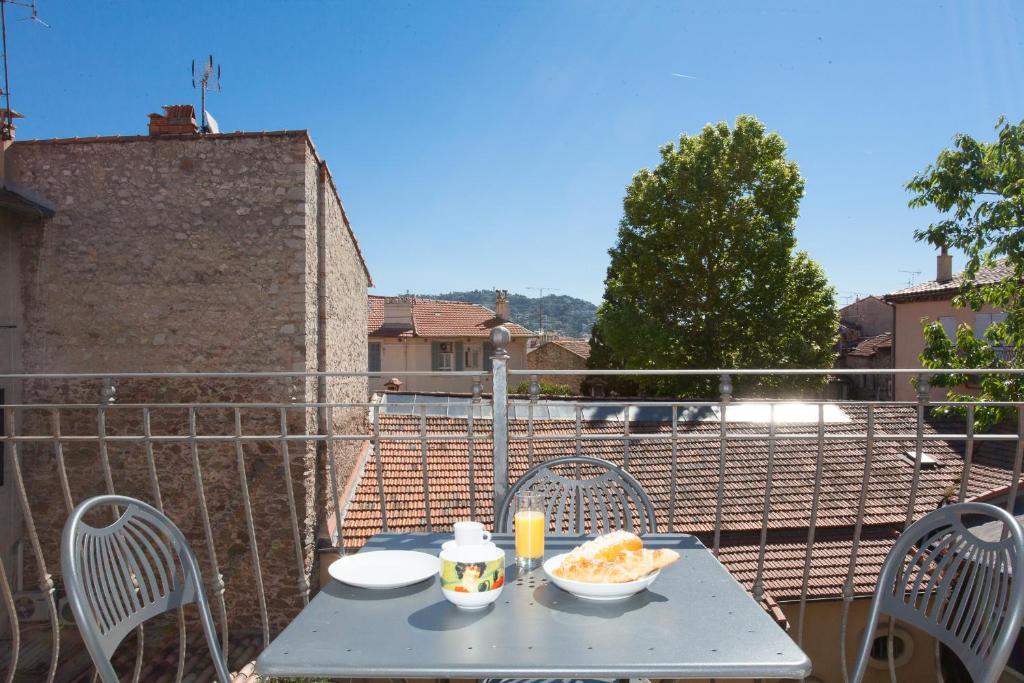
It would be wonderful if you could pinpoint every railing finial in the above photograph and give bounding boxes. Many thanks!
[490,325,511,359]
[718,373,733,403]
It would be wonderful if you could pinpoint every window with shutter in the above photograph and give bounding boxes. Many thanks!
[368,342,381,373]
[940,316,958,341]
[483,342,493,372]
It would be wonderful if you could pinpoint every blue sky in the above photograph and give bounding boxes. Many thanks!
[13,1,1024,305]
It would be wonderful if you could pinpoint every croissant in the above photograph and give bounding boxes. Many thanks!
[553,531,680,583]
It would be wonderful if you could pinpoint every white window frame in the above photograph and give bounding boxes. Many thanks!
[438,351,454,371]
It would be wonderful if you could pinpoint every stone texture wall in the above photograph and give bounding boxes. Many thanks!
[5,131,369,636]
[527,342,587,393]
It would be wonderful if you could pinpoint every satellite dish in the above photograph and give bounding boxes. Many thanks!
[204,109,219,135]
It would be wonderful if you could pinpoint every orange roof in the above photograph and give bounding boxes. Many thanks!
[847,332,893,357]
[368,295,534,338]
[339,405,1016,599]
[551,338,591,359]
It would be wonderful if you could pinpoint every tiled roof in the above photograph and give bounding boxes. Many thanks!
[847,332,893,357]
[552,338,591,359]
[368,295,534,338]
[340,406,1016,598]
[884,259,1014,303]
[715,527,898,600]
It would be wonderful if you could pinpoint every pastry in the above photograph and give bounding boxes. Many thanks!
[553,530,680,583]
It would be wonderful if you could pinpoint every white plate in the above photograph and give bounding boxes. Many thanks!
[543,553,661,601]
[329,550,440,589]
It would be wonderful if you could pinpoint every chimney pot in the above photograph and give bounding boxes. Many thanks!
[495,289,510,322]
[937,246,953,283]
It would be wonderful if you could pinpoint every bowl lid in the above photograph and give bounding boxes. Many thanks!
[440,541,504,563]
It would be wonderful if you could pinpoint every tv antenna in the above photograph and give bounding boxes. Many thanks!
[526,286,559,335]
[899,269,922,287]
[0,0,48,141]
[192,54,221,134]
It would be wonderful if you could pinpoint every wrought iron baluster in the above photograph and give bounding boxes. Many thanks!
[467,405,477,520]
[6,406,59,683]
[796,403,826,648]
[371,404,388,533]
[904,374,930,529]
[752,404,776,605]
[839,405,874,683]
[279,407,310,603]
[713,374,731,556]
[233,408,269,649]
[420,405,432,532]
[0,549,19,683]
[958,405,976,503]
[669,404,678,534]
[187,407,229,657]
[325,404,343,547]
[50,409,72,513]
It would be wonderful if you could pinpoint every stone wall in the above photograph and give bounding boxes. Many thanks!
[526,342,587,393]
[5,131,369,635]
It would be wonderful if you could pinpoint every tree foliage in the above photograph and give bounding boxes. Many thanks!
[589,116,838,398]
[910,117,1024,429]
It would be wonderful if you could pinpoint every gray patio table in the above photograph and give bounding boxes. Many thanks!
[256,533,811,680]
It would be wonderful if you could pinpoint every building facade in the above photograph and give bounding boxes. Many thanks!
[1,107,371,633]
[368,291,534,394]
[884,251,1011,401]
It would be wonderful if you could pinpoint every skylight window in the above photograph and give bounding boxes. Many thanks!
[899,451,940,469]
[716,402,851,424]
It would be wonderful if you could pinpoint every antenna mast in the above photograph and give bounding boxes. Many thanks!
[898,269,922,287]
[0,0,48,141]
[192,54,222,134]
[526,286,559,335]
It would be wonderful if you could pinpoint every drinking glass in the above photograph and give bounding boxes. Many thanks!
[514,491,545,570]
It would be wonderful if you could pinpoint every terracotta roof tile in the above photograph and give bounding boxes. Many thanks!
[368,295,534,338]
[885,259,1014,302]
[551,338,591,359]
[340,405,1017,599]
[847,332,893,357]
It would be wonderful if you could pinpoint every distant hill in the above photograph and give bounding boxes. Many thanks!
[418,290,597,338]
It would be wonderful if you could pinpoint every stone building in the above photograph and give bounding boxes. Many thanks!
[0,106,372,643]
[526,337,590,393]
[831,296,894,400]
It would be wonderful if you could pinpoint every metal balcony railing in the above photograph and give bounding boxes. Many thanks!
[1,329,1023,682]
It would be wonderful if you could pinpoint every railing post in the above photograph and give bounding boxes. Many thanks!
[491,326,511,513]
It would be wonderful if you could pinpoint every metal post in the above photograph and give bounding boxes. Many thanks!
[490,326,511,511]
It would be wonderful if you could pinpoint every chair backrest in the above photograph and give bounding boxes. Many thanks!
[495,456,657,535]
[851,502,1024,683]
[61,495,231,683]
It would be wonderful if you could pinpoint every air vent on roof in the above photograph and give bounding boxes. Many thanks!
[900,451,940,469]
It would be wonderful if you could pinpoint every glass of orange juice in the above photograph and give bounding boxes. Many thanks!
[514,491,545,570]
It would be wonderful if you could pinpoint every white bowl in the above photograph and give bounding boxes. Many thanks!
[442,585,503,609]
[543,553,661,601]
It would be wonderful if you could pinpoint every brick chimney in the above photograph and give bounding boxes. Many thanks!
[148,105,198,137]
[937,245,953,283]
[495,289,510,322]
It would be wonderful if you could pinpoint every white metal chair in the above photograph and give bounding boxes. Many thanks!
[61,495,232,683]
[495,456,658,535]
[851,502,1024,683]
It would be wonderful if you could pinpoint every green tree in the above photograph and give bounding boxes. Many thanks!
[909,117,1024,429]
[589,116,838,398]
